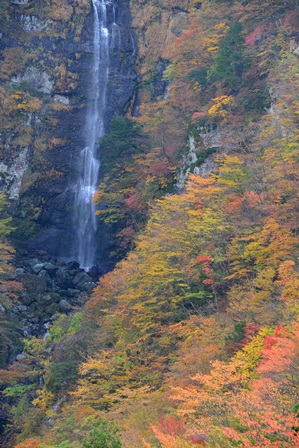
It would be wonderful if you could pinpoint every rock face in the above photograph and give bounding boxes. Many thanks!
[8,256,99,337]
[0,0,137,268]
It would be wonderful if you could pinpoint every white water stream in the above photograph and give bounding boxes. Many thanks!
[73,0,119,270]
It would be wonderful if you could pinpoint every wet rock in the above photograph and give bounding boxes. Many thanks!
[33,263,45,274]
[88,265,103,279]
[66,261,80,270]
[55,268,74,290]
[73,272,92,289]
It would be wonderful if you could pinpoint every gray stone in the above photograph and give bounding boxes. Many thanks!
[56,268,74,289]
[0,149,28,200]
[25,258,40,270]
[59,299,71,311]
[290,40,299,57]
[196,157,217,177]
[38,270,52,282]
[20,294,35,306]
[42,294,52,304]
[11,67,54,94]
[20,15,52,33]
[66,288,81,297]
[58,289,67,297]
[10,0,29,4]
[33,263,45,274]
[15,268,25,275]
[54,95,70,105]
[175,135,198,191]
[73,272,92,289]
[16,353,27,361]
[81,282,97,293]
[23,327,31,337]
[43,263,58,276]
[293,46,299,57]
[16,305,28,312]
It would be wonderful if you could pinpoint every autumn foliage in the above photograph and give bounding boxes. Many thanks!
[3,0,299,447]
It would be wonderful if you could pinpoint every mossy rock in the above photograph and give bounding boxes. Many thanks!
[19,273,49,294]
[0,315,23,368]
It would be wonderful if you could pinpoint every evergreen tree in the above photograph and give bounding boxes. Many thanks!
[100,117,146,172]
[208,21,247,91]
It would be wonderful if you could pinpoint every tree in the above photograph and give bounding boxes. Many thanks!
[82,418,122,448]
[208,21,247,92]
[99,117,146,172]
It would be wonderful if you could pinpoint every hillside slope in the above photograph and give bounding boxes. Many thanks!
[1,0,299,447]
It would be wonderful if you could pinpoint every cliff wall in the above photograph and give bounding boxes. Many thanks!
[0,0,137,267]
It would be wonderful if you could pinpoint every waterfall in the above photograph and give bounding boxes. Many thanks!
[72,0,119,270]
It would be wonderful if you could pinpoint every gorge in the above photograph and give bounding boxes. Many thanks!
[1,0,299,447]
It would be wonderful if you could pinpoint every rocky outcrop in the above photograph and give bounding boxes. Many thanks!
[7,257,99,337]
[0,148,28,199]
[0,253,100,374]
[175,131,218,191]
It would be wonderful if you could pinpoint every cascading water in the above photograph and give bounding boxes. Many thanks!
[72,0,119,270]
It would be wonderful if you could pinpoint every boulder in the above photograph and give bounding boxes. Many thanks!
[19,273,49,294]
[43,262,59,277]
[55,268,74,290]
[59,299,72,311]
[73,272,92,290]
[33,263,45,274]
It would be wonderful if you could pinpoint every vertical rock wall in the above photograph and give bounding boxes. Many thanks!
[0,0,137,268]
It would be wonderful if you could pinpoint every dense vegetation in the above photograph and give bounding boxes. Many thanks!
[1,0,299,447]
